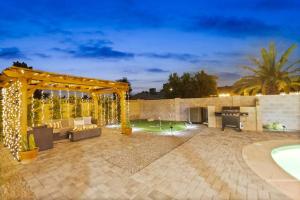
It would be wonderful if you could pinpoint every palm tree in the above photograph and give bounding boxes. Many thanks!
[234,43,300,95]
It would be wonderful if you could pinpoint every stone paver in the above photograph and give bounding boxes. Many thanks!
[4,126,300,199]
[0,146,35,199]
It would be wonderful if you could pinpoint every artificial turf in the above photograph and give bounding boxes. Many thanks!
[130,119,187,132]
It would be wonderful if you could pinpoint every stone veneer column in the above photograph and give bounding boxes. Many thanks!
[256,105,263,132]
[207,106,216,128]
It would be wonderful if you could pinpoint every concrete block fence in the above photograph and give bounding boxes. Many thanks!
[129,95,300,131]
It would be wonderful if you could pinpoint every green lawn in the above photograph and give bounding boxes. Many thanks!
[130,119,187,132]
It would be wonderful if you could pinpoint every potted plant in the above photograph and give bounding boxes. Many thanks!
[19,133,38,161]
[124,127,132,135]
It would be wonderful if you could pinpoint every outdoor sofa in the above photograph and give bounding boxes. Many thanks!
[45,117,98,141]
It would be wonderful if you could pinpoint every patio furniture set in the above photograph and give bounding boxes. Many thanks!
[28,116,101,151]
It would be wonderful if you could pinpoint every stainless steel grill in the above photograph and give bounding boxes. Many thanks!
[215,106,248,131]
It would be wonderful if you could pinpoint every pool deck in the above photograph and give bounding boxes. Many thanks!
[1,126,300,200]
[243,140,300,200]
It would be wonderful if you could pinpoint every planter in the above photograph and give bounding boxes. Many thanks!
[19,148,38,161]
[123,127,132,135]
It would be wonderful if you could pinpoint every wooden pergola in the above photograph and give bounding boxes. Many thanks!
[0,66,131,157]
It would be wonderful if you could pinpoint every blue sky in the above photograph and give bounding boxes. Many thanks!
[0,0,299,93]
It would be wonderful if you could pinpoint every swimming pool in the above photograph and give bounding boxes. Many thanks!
[271,145,300,180]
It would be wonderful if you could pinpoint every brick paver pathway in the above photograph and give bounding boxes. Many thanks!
[8,126,300,199]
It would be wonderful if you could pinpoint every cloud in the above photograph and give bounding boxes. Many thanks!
[0,47,26,59]
[139,52,201,63]
[61,38,113,46]
[34,53,51,58]
[52,43,134,60]
[79,30,105,35]
[255,0,300,10]
[217,72,241,81]
[146,68,169,73]
[0,28,30,39]
[214,51,245,57]
[46,28,72,35]
[189,16,280,37]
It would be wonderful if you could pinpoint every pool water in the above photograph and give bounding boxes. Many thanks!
[271,145,300,180]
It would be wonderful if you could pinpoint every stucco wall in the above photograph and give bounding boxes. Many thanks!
[129,95,300,131]
[258,95,300,131]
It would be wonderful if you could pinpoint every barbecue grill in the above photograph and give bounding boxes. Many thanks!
[215,106,248,131]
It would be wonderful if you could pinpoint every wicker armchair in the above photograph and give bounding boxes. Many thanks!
[29,126,54,151]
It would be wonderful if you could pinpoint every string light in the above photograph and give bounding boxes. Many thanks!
[126,91,130,126]
[74,91,77,117]
[59,90,62,119]
[116,94,119,124]
[104,95,107,125]
[41,90,45,123]
[110,94,113,124]
[2,81,22,160]
[87,94,91,116]
[31,93,35,127]
[100,95,104,126]
[67,90,70,118]
[81,92,84,117]
[50,90,54,121]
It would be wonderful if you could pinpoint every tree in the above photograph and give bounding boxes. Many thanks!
[116,77,132,97]
[12,61,32,69]
[162,73,181,98]
[233,43,300,95]
[193,71,218,97]
[162,70,217,98]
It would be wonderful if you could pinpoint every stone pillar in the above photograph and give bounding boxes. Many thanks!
[256,105,263,132]
[207,106,216,128]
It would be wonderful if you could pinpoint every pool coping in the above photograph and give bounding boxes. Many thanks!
[242,139,300,200]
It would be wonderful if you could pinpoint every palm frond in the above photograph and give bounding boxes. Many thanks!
[269,42,277,67]
[248,56,261,67]
[241,66,259,74]
[276,44,297,70]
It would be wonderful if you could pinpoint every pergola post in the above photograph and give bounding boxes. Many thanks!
[20,79,28,140]
[118,90,131,135]
[91,93,99,124]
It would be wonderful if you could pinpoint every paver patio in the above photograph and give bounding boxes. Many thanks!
[1,126,299,200]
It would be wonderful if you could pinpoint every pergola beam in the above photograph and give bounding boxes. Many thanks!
[3,66,128,90]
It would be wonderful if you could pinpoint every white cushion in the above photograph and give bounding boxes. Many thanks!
[74,119,84,126]
[83,117,92,125]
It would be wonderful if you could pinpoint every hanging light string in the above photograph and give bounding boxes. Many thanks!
[81,92,84,117]
[106,94,109,125]
[74,91,77,117]
[87,94,90,116]
[104,94,107,125]
[100,95,103,126]
[67,90,70,118]
[110,94,113,124]
[50,90,54,121]
[41,90,45,123]
[59,90,62,119]
[31,93,35,127]
[2,81,22,160]
[126,91,130,126]
[111,94,116,124]
[116,94,119,124]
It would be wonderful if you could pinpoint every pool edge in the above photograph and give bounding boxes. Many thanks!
[242,139,300,200]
